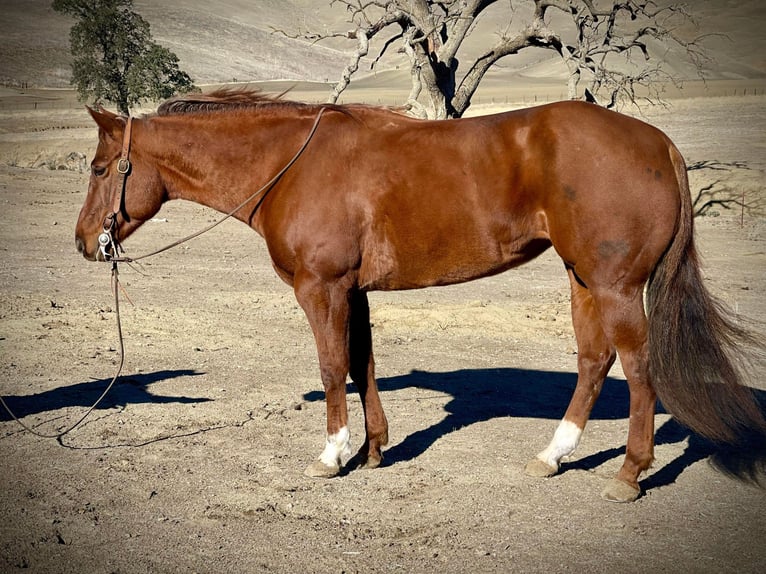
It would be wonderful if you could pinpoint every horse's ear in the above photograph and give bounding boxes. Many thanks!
[86,105,125,141]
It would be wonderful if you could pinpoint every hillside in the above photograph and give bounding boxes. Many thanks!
[0,0,765,90]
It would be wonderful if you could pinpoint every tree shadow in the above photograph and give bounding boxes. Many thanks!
[303,367,766,493]
[1,369,210,422]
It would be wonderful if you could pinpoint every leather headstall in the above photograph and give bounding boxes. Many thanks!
[99,116,133,260]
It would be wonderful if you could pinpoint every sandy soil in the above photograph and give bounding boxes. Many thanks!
[1,94,765,573]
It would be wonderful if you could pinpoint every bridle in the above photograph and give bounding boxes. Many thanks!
[0,107,328,440]
[97,107,328,264]
[98,116,133,261]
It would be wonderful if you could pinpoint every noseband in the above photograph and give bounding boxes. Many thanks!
[99,116,133,261]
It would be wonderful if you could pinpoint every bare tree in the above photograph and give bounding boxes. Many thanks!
[688,160,764,220]
[280,0,710,118]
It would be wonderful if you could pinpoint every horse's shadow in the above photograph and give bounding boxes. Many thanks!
[1,369,210,423]
[304,368,766,493]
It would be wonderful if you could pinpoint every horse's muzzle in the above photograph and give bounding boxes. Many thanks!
[75,236,98,261]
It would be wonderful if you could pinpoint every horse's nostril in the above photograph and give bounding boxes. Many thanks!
[75,237,85,254]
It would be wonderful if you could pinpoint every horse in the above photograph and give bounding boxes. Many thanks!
[75,88,765,502]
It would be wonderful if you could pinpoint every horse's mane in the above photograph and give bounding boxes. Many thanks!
[155,87,407,119]
[157,87,334,116]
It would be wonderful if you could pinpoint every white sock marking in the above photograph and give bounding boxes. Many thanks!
[319,426,351,468]
[536,420,582,470]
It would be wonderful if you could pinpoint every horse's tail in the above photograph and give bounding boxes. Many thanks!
[646,144,766,444]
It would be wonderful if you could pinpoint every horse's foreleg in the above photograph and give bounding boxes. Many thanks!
[526,269,616,478]
[294,274,354,478]
[349,290,389,469]
[592,288,655,503]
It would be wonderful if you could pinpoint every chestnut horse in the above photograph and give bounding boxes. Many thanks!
[75,89,764,502]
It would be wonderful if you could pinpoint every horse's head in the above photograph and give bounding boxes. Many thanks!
[75,107,165,261]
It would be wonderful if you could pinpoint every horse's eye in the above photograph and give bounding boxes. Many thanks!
[92,166,106,176]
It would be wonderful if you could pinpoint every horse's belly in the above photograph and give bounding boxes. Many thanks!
[358,232,550,291]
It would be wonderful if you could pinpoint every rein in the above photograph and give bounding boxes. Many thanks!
[102,106,328,264]
[0,267,125,441]
[1,107,327,439]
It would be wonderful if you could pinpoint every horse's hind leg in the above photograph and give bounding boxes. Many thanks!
[525,268,616,478]
[349,290,389,469]
[592,286,656,502]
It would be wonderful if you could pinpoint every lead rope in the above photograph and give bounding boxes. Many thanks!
[1,107,327,439]
[0,261,125,440]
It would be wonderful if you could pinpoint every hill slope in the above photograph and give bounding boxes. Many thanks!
[0,0,764,89]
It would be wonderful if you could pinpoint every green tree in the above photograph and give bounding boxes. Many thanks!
[52,0,196,114]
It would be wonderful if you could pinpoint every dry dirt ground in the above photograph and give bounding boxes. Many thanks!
[1,94,765,573]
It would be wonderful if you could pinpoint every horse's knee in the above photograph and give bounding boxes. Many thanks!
[578,347,616,378]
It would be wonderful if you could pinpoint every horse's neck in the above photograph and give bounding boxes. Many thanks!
[150,113,313,220]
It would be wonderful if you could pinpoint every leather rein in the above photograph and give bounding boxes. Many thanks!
[99,106,328,263]
[1,107,327,440]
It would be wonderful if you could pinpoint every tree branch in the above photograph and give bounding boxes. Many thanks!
[327,28,371,103]
[279,1,714,117]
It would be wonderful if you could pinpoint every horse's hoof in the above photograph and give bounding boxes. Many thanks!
[601,479,640,503]
[524,458,558,477]
[359,453,382,470]
[348,447,382,471]
[304,459,340,478]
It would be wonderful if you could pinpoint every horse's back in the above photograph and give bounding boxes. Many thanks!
[270,101,684,293]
